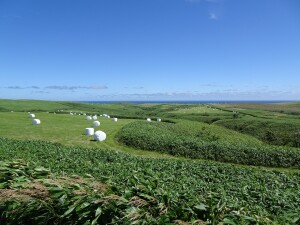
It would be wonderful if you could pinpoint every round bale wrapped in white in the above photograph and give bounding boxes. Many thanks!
[85,128,94,135]
[93,121,100,126]
[157,118,161,122]
[86,116,92,120]
[92,115,97,120]
[147,118,151,122]
[32,119,41,125]
[94,130,106,142]
[28,114,35,118]
[112,118,118,122]
[107,115,110,118]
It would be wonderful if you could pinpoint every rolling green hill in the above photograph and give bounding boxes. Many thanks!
[1,99,300,224]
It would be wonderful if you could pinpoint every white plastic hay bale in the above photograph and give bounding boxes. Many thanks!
[92,115,98,120]
[147,118,151,122]
[85,128,94,135]
[93,121,100,126]
[28,114,35,118]
[107,115,110,118]
[32,119,41,125]
[157,118,161,122]
[83,113,86,116]
[86,116,92,120]
[94,130,106,142]
[112,118,118,122]
[70,112,73,115]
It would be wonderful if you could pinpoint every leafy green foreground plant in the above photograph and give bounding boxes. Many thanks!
[1,138,300,224]
[117,121,300,168]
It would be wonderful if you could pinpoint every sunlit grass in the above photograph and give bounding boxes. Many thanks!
[0,112,174,158]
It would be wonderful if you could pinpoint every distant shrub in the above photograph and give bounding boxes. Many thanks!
[290,131,300,147]
[233,112,239,119]
[263,130,279,143]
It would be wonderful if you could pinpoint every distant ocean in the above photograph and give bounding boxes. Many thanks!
[77,100,295,104]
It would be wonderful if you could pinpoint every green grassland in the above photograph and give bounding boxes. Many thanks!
[0,112,173,158]
[1,99,300,224]
[215,102,300,116]
[211,103,300,147]
[169,105,228,115]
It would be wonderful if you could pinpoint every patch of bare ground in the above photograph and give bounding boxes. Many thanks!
[174,220,208,225]
[0,176,107,202]
[0,182,49,201]
[43,176,107,193]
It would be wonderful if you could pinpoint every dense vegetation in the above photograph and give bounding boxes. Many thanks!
[1,138,300,224]
[117,121,300,168]
[1,99,300,224]
[215,117,300,147]
[213,103,300,147]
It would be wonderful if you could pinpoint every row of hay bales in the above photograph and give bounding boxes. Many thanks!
[147,118,161,122]
[27,111,107,142]
[28,113,41,125]
[84,114,162,142]
[28,111,161,142]
[84,114,116,142]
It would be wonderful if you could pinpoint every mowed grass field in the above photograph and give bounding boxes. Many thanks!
[0,112,172,158]
[0,109,265,158]
[0,112,132,146]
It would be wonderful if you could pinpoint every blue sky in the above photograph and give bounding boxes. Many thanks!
[0,0,299,101]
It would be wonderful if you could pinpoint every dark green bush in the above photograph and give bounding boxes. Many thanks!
[117,122,300,168]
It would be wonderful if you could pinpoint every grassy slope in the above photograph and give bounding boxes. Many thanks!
[155,120,264,146]
[209,103,300,147]
[0,112,176,158]
[0,110,267,155]
[0,99,70,112]
[0,99,147,118]
[214,102,300,116]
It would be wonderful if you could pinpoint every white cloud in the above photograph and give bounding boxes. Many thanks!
[91,89,300,101]
[185,0,202,3]
[6,86,40,89]
[45,85,108,90]
[209,12,218,20]
[3,85,108,91]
